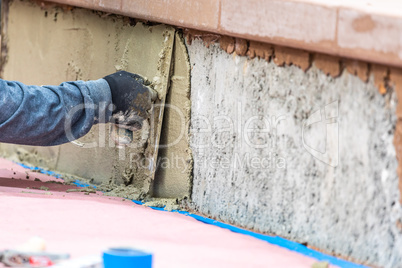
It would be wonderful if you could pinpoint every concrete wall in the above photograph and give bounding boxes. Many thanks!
[186,39,402,267]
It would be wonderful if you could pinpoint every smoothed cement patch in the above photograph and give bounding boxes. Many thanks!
[187,39,402,268]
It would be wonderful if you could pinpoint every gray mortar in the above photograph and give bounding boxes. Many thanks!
[187,39,402,267]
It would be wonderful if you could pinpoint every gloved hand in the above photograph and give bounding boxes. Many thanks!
[104,71,156,130]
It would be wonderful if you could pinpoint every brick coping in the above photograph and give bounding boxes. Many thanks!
[45,0,402,68]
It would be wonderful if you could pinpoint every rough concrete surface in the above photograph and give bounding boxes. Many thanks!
[187,39,402,267]
[0,0,191,199]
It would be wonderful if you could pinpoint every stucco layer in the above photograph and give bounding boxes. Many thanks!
[187,39,402,267]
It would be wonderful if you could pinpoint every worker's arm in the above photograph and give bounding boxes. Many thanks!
[0,78,112,146]
[0,71,154,146]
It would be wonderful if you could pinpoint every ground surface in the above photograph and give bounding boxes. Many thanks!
[0,158,331,268]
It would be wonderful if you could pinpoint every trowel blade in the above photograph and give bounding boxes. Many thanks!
[142,28,175,196]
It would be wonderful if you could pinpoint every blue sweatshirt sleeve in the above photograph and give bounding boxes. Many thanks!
[0,78,113,146]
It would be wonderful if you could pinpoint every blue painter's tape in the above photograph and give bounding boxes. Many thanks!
[182,213,366,268]
[131,200,367,268]
[16,162,62,178]
[131,200,143,205]
[71,180,92,188]
[14,162,97,189]
[103,248,152,268]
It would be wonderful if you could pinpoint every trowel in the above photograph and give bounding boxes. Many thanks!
[110,28,175,197]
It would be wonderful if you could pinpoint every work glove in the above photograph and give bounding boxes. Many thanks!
[104,71,156,130]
